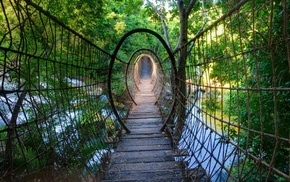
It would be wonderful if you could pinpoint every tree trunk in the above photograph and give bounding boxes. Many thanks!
[147,0,196,139]
[5,91,27,175]
[175,1,188,139]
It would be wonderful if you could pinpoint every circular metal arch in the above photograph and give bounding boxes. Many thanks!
[108,28,177,134]
[125,48,165,106]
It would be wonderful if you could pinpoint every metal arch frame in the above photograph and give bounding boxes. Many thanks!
[132,54,147,91]
[125,51,141,106]
[108,28,177,134]
[124,51,156,106]
[136,54,157,88]
[125,49,158,105]
[132,54,158,96]
[125,50,155,107]
[132,48,165,87]
[142,51,166,98]
[126,48,165,98]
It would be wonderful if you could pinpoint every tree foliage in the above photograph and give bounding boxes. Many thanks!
[1,0,289,180]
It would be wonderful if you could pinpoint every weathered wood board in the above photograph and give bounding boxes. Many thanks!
[102,79,185,181]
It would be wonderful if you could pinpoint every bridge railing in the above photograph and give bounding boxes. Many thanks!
[1,0,289,181]
[0,0,125,181]
[162,0,290,181]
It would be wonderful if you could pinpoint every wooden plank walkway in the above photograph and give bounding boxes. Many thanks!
[102,79,185,181]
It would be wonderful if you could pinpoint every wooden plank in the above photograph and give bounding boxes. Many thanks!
[127,123,163,129]
[103,170,184,181]
[127,122,163,128]
[126,119,163,126]
[128,127,160,132]
[127,115,161,119]
[126,118,162,122]
[122,134,166,139]
[117,144,171,152]
[107,161,182,172]
[102,78,184,181]
[128,112,160,117]
[132,108,158,111]
[130,110,160,114]
[110,150,175,163]
[118,137,171,146]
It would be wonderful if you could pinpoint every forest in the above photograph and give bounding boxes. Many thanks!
[0,0,289,181]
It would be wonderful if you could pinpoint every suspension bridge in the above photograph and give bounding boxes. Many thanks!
[0,0,290,182]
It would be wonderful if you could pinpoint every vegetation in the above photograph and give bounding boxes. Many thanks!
[0,0,289,181]
[198,1,290,180]
[0,0,129,179]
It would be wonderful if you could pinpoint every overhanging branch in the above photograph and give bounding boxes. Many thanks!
[187,0,207,56]
[146,0,172,50]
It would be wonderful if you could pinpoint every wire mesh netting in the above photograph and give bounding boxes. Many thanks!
[0,0,289,181]
[0,0,127,181]
[161,0,290,181]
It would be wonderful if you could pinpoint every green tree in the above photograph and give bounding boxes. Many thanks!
[145,0,208,138]
[215,1,290,180]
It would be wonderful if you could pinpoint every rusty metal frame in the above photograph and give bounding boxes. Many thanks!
[108,28,177,134]
[125,48,162,106]
[127,48,165,99]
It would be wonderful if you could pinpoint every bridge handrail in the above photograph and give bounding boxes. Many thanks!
[160,0,290,181]
[0,0,125,180]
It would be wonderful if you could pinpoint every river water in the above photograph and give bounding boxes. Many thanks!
[178,92,237,182]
